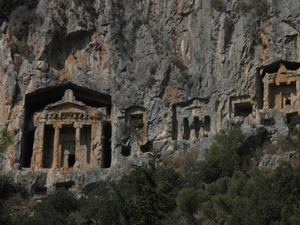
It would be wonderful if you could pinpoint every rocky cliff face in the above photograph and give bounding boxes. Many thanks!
[1,0,300,194]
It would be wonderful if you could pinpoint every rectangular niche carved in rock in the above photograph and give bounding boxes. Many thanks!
[234,102,253,117]
[43,125,54,168]
[60,125,76,168]
[269,82,296,109]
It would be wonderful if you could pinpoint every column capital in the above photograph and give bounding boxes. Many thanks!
[74,122,82,129]
[53,122,62,129]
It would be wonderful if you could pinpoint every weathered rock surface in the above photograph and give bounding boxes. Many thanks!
[1,0,300,194]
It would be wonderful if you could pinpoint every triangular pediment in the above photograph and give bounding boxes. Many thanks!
[44,89,88,112]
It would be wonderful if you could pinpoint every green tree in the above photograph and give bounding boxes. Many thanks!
[80,149,181,225]
[176,187,201,224]
[0,127,13,153]
[17,188,79,225]
[199,128,245,183]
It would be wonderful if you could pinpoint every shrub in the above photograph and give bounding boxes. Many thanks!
[148,63,157,75]
[0,127,13,153]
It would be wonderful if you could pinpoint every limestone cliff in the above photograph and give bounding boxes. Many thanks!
[1,0,300,194]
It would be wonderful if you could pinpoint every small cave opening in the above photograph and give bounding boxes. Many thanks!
[261,118,275,126]
[121,146,131,156]
[55,181,75,190]
[21,83,112,169]
[286,112,298,124]
[140,141,153,153]
[130,114,144,129]
[234,102,253,117]
[34,186,47,195]
[102,123,111,168]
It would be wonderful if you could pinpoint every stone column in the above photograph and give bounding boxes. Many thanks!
[90,122,100,167]
[64,150,70,168]
[31,122,45,169]
[52,123,61,168]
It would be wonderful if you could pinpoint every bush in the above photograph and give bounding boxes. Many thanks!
[148,63,157,75]
[0,127,13,153]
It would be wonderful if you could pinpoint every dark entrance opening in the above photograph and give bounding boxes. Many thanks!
[43,125,54,168]
[121,146,131,156]
[81,125,91,164]
[183,118,190,140]
[60,125,75,168]
[130,114,144,129]
[102,123,111,168]
[192,116,201,138]
[55,181,75,190]
[172,105,178,140]
[286,112,298,124]
[140,141,153,153]
[21,83,112,169]
[68,155,75,167]
[34,186,47,195]
[234,102,253,117]
[22,129,35,168]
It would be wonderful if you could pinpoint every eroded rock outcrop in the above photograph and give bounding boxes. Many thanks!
[1,0,300,194]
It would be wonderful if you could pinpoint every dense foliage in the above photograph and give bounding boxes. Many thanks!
[1,128,300,224]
